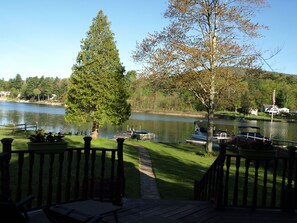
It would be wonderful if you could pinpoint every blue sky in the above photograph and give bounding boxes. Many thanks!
[0,0,296,81]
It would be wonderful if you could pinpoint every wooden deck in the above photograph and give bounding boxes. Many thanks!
[28,199,297,223]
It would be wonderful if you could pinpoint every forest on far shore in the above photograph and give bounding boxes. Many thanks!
[1,69,297,114]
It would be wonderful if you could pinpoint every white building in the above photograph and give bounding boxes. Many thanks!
[263,105,290,115]
[0,91,10,97]
[278,107,290,114]
[249,108,258,116]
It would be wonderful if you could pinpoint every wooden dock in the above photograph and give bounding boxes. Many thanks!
[186,139,207,145]
[0,123,37,131]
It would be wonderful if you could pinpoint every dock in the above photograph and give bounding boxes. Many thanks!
[186,139,207,145]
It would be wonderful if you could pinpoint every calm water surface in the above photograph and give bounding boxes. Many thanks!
[0,101,296,143]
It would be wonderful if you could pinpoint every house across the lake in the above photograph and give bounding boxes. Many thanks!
[263,104,290,115]
[0,91,10,97]
[249,108,258,116]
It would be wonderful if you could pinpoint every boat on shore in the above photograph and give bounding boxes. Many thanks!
[191,121,233,144]
[229,125,276,159]
[231,126,272,149]
[114,129,156,141]
[130,130,156,140]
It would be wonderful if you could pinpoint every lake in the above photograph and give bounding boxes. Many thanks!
[0,101,296,143]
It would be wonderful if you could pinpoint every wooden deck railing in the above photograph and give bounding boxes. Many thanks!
[194,144,297,212]
[194,144,226,208]
[0,137,125,210]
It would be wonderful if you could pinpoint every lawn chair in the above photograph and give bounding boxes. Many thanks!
[43,199,121,223]
[0,194,34,223]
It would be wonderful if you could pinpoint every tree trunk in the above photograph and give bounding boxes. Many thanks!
[206,87,215,153]
[91,121,99,139]
[206,107,214,153]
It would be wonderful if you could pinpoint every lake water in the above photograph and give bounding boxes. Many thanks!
[0,101,296,143]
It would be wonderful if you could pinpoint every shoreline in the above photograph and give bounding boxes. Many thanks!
[1,98,296,122]
[132,110,207,118]
[0,97,64,106]
[0,99,206,118]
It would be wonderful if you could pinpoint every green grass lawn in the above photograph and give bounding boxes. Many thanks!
[0,129,217,200]
[0,129,288,206]
[124,140,217,200]
[0,129,141,199]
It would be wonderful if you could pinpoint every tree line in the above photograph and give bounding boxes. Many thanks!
[127,69,297,113]
[0,74,68,101]
[1,69,296,112]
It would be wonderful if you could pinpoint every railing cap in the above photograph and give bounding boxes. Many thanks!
[1,138,14,143]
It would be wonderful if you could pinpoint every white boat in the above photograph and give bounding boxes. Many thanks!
[114,125,156,140]
[191,121,233,143]
[130,130,156,140]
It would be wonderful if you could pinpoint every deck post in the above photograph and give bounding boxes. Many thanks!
[1,138,13,197]
[114,138,125,205]
[1,138,13,153]
[215,143,226,209]
[283,146,296,212]
[84,136,92,150]
[193,180,200,200]
[82,136,92,198]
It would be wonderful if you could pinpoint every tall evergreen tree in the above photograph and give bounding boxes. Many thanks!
[9,74,23,90]
[65,10,131,139]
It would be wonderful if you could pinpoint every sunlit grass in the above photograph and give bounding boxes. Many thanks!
[125,140,216,200]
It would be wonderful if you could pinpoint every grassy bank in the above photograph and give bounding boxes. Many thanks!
[215,111,297,122]
[132,109,297,123]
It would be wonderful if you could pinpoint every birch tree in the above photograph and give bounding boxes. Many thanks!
[133,0,268,152]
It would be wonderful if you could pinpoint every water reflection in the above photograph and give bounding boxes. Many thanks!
[0,101,296,143]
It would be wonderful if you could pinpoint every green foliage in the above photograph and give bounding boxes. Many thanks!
[126,69,297,113]
[65,10,131,130]
[13,76,65,101]
[23,76,39,99]
[125,70,137,96]
[1,68,297,113]
[0,78,9,91]
[9,74,23,90]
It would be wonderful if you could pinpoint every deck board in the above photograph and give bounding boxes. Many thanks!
[28,199,297,223]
